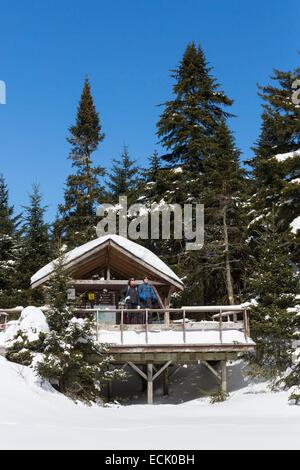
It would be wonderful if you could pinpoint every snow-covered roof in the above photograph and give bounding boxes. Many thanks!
[31,234,183,288]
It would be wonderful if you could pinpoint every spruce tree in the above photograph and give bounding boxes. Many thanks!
[249,65,300,236]
[201,120,247,304]
[57,78,105,249]
[157,42,233,202]
[154,42,242,305]
[243,212,299,378]
[0,175,22,308]
[106,146,139,204]
[17,184,51,305]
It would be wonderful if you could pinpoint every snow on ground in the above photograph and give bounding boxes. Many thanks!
[0,357,299,450]
[0,306,49,346]
[98,328,254,346]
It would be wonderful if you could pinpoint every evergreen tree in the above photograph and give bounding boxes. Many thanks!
[157,42,233,202]
[106,146,139,204]
[153,42,243,305]
[36,250,125,403]
[17,184,51,305]
[0,175,22,308]
[243,212,299,378]
[142,150,168,203]
[248,65,300,237]
[200,121,247,304]
[56,78,105,249]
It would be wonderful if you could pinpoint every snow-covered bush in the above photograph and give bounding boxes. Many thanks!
[36,317,124,403]
[5,306,49,366]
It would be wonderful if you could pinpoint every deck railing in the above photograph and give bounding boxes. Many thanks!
[93,306,251,345]
[0,306,251,345]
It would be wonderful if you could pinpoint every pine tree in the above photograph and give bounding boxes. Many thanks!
[243,212,299,378]
[17,184,51,305]
[0,175,22,308]
[36,249,125,403]
[56,78,105,249]
[106,146,139,204]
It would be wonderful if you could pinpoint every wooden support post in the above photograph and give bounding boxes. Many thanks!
[164,310,170,327]
[121,310,124,344]
[96,310,99,341]
[221,360,227,394]
[147,363,153,405]
[243,309,248,342]
[183,309,186,344]
[145,309,149,344]
[202,360,221,382]
[219,308,223,344]
[246,309,250,338]
[142,365,147,392]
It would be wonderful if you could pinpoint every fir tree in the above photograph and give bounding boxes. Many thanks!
[57,78,105,249]
[106,146,139,204]
[200,120,247,304]
[153,42,242,305]
[0,175,22,308]
[157,42,233,201]
[248,65,300,236]
[17,184,51,305]
[243,212,299,378]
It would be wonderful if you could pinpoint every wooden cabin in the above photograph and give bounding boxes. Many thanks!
[30,235,255,404]
[31,234,184,313]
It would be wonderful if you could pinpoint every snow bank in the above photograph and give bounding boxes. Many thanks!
[0,306,49,346]
[274,148,300,162]
[0,356,300,450]
[31,234,183,286]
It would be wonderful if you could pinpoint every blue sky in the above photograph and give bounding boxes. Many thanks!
[0,0,299,221]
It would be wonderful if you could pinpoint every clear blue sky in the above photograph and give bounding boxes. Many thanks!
[0,0,299,221]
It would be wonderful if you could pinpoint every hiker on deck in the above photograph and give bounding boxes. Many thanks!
[123,278,139,324]
[138,276,157,323]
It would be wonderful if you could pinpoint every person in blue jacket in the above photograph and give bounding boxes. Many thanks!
[138,276,157,323]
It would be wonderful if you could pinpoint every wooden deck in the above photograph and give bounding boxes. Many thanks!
[94,306,255,403]
[0,304,255,404]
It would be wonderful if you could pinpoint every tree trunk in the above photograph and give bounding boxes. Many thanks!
[223,205,235,305]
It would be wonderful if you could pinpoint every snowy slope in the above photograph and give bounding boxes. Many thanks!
[31,234,183,286]
[1,357,300,450]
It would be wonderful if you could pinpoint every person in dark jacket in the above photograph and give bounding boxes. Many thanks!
[138,276,157,323]
[123,278,139,324]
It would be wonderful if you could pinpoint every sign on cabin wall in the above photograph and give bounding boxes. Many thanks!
[88,292,95,301]
[67,289,76,300]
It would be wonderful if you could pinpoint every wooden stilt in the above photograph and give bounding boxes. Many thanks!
[142,365,147,392]
[147,363,153,405]
[221,360,227,393]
